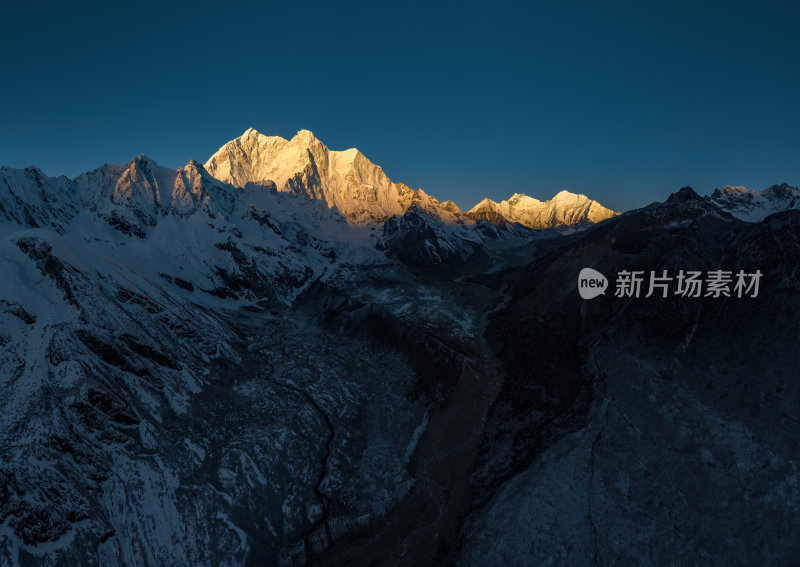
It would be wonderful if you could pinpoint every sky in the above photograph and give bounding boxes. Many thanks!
[1,0,798,212]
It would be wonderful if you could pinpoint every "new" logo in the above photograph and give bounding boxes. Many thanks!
[578,268,608,299]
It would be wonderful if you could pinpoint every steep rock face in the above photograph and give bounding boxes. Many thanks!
[472,218,539,240]
[459,187,800,565]
[74,164,128,210]
[466,198,509,226]
[108,156,236,225]
[710,183,800,221]
[377,204,484,267]
[110,155,174,224]
[171,160,235,217]
[204,128,456,224]
[467,190,617,229]
[0,167,81,232]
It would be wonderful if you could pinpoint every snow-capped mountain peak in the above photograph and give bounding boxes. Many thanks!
[508,192,543,204]
[202,129,622,229]
[551,189,585,201]
[110,155,234,225]
[204,128,321,189]
[0,165,79,232]
[113,155,172,208]
[710,183,800,222]
[204,128,455,223]
[467,190,616,229]
[714,185,751,196]
[439,200,463,215]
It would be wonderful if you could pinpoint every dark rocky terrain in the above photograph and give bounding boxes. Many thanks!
[459,188,800,565]
[2,140,799,567]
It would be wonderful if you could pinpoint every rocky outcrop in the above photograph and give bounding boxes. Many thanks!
[376,203,484,267]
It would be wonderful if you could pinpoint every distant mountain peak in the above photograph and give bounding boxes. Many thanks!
[236,127,322,145]
[710,182,800,222]
[551,189,589,201]
[295,128,320,140]
[472,197,496,209]
[764,182,799,199]
[439,200,462,214]
[467,190,616,229]
[666,186,702,204]
[506,193,543,206]
[717,185,751,194]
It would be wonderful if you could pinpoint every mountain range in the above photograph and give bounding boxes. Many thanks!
[204,128,618,227]
[7,127,798,237]
[467,191,618,228]
[1,130,800,566]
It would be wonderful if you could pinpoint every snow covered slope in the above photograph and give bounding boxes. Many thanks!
[0,154,437,566]
[710,183,800,222]
[0,222,431,566]
[0,156,361,306]
[0,166,83,232]
[467,190,617,229]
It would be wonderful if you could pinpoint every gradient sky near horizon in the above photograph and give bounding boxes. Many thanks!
[1,0,798,212]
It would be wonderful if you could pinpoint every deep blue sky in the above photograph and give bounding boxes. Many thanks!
[1,0,798,212]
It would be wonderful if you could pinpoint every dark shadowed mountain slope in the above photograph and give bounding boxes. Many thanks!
[460,187,800,565]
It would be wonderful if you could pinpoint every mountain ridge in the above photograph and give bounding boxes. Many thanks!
[1,128,620,231]
[467,189,618,229]
[202,128,618,228]
[709,182,800,222]
[6,129,799,234]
